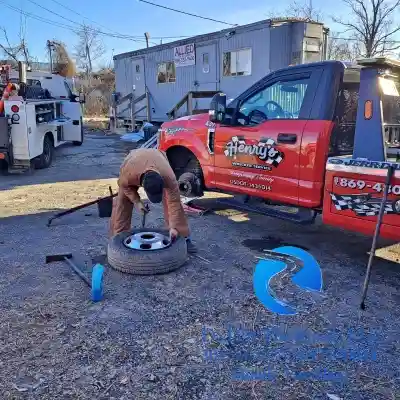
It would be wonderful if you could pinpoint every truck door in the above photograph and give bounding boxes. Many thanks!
[213,71,320,205]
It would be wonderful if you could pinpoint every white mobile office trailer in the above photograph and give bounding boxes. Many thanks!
[113,18,328,126]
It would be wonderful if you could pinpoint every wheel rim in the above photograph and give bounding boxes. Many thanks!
[44,140,51,163]
[179,181,192,196]
[123,231,171,250]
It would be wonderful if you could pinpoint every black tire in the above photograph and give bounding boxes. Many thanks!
[73,117,84,146]
[35,134,53,169]
[178,172,203,197]
[393,199,400,214]
[107,228,188,275]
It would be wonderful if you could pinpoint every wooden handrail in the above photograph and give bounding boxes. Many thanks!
[167,90,220,119]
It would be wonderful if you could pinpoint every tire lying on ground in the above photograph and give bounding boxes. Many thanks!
[107,228,188,275]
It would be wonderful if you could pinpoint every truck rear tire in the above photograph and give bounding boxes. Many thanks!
[73,117,84,146]
[35,135,53,169]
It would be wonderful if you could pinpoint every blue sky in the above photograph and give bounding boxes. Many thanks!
[2,0,341,68]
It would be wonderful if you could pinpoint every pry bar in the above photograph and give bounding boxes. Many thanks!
[47,192,118,227]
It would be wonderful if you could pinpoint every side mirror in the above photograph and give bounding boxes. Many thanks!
[209,92,227,123]
[79,92,86,104]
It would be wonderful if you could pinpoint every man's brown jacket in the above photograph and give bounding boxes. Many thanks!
[109,148,190,238]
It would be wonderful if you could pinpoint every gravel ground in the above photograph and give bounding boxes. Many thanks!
[0,131,399,400]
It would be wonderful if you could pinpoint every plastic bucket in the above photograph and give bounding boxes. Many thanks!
[97,197,113,218]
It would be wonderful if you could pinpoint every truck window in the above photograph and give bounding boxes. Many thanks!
[238,76,311,124]
[329,76,400,157]
[329,82,359,156]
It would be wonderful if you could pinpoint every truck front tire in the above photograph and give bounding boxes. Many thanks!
[178,172,203,197]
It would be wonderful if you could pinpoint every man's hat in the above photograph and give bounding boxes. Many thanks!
[141,171,164,203]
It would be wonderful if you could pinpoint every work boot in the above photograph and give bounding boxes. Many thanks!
[186,238,198,254]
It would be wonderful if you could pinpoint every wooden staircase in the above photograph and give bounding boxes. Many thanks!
[167,90,220,120]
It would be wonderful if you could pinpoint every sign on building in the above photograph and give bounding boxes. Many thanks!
[174,43,195,67]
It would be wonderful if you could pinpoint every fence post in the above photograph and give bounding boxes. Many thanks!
[187,91,193,115]
[110,92,117,133]
[145,88,151,122]
[130,89,136,132]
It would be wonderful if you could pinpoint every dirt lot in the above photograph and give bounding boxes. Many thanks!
[0,131,399,400]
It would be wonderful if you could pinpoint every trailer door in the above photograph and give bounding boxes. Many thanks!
[195,43,217,91]
[195,43,217,111]
[132,57,147,120]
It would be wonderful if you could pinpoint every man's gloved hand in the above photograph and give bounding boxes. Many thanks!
[135,200,149,214]
[169,228,179,242]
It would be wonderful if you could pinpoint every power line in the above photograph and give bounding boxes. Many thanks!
[48,0,192,41]
[48,0,115,33]
[25,0,162,45]
[1,0,148,43]
[138,0,237,26]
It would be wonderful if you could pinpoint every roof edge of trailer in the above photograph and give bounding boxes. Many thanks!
[113,17,325,61]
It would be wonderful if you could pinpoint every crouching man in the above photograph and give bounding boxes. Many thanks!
[109,148,197,254]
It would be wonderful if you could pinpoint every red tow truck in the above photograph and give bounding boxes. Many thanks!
[158,57,400,241]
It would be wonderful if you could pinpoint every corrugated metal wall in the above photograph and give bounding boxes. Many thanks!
[146,46,202,120]
[269,24,292,71]
[114,20,324,122]
[218,26,271,100]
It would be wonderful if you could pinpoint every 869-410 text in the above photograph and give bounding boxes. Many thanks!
[334,177,400,195]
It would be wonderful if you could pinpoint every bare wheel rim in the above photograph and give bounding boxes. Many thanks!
[44,140,51,163]
[123,231,171,250]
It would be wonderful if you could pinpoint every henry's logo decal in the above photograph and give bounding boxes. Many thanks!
[160,127,194,135]
[225,136,284,168]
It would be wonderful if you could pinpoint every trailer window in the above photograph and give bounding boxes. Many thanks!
[223,48,252,77]
[157,62,176,83]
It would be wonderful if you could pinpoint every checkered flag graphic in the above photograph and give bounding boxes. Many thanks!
[330,193,395,216]
[258,137,284,167]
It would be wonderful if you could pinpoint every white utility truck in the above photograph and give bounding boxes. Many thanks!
[0,62,85,173]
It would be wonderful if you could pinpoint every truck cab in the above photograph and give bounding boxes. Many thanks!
[159,60,399,205]
[158,59,400,240]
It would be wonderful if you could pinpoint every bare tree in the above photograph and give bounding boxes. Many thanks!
[0,27,35,67]
[284,0,323,21]
[74,24,105,76]
[333,0,400,57]
[0,28,22,65]
[49,40,76,77]
[327,32,362,61]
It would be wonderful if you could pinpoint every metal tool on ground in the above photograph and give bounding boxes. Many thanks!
[141,203,150,228]
[47,186,117,226]
[360,165,395,310]
[45,253,104,302]
[181,197,211,216]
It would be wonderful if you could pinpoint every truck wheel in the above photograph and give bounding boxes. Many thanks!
[393,199,400,214]
[178,172,203,197]
[35,135,54,169]
[73,117,84,146]
[107,228,188,275]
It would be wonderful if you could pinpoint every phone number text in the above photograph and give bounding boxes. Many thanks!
[230,180,272,191]
[334,177,400,195]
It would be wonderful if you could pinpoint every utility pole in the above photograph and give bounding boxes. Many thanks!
[47,40,53,73]
[144,32,150,48]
